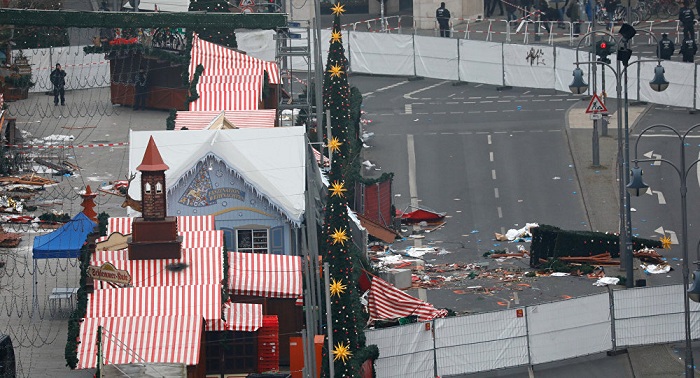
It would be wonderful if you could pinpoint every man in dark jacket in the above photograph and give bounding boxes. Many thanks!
[436,2,451,37]
[133,69,148,110]
[680,35,697,62]
[657,33,675,60]
[680,0,695,40]
[50,63,66,106]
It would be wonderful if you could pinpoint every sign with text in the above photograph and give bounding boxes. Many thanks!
[87,262,132,285]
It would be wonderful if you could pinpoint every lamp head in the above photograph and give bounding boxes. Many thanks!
[569,67,588,94]
[650,64,669,92]
[688,267,700,303]
[619,23,637,42]
[627,166,649,196]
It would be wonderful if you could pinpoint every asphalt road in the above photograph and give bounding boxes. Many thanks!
[352,72,700,316]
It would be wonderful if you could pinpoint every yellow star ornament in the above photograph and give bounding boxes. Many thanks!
[330,30,342,43]
[661,235,672,249]
[327,136,342,152]
[328,64,344,78]
[329,181,347,197]
[331,2,345,15]
[329,278,347,297]
[331,227,349,245]
[332,341,352,363]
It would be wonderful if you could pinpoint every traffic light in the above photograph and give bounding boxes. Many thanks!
[595,40,615,64]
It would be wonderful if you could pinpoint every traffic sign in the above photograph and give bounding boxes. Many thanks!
[589,113,602,120]
[585,93,608,114]
[239,0,255,7]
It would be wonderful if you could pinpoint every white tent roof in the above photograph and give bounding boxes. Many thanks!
[128,128,307,225]
[124,0,190,12]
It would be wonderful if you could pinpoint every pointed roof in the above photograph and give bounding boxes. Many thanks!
[136,136,169,172]
[206,111,237,130]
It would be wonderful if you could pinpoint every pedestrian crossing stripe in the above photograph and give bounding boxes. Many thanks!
[239,0,255,7]
[585,93,608,114]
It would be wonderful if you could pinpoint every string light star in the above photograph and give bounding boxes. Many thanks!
[330,30,342,43]
[331,2,346,15]
[661,235,672,249]
[329,181,347,197]
[329,278,347,297]
[331,227,349,245]
[327,136,342,152]
[332,341,352,363]
[328,63,344,78]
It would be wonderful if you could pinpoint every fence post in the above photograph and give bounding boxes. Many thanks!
[432,319,438,378]
[691,63,697,114]
[606,285,627,356]
[524,306,534,376]
[457,38,461,82]
[497,43,512,90]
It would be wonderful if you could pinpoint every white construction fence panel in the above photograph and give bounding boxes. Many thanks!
[435,309,528,375]
[349,32,414,76]
[374,350,435,378]
[613,284,700,346]
[366,322,435,378]
[414,35,459,81]
[528,293,611,365]
[458,40,502,86]
[503,44,555,89]
[639,60,694,108]
[16,47,110,92]
[554,48,589,94]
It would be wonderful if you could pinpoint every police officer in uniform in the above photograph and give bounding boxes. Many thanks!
[657,33,675,60]
[436,2,451,37]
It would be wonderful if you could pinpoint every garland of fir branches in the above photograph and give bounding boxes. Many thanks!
[185,64,205,107]
[65,240,93,369]
[166,109,177,130]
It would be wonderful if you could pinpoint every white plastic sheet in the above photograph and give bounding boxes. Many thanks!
[503,44,555,89]
[639,60,694,108]
[14,47,110,92]
[458,40,502,86]
[554,47,588,94]
[365,322,434,358]
[414,35,459,80]
[349,32,414,76]
[235,29,277,62]
[374,351,435,378]
[527,293,611,364]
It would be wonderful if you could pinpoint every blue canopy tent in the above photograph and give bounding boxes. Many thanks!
[32,212,97,259]
[31,212,97,316]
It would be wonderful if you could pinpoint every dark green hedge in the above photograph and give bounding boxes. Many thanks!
[530,224,663,267]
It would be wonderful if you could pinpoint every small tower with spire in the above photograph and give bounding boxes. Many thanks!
[128,136,182,260]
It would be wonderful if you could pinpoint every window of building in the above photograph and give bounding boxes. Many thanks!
[205,331,256,375]
[236,229,268,253]
[144,182,151,194]
[155,182,163,193]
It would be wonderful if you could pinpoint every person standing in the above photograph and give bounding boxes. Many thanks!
[133,69,148,110]
[657,33,675,60]
[568,0,581,36]
[536,0,551,33]
[603,0,618,31]
[50,63,66,106]
[436,2,451,37]
[680,34,697,62]
[488,0,504,17]
[679,0,695,40]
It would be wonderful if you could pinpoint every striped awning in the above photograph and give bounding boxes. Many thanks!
[77,315,203,369]
[229,252,302,298]
[87,284,221,321]
[367,275,448,322]
[174,109,277,131]
[208,302,263,332]
[107,215,216,235]
[92,246,222,287]
[189,33,280,112]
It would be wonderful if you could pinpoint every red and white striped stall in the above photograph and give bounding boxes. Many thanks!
[174,109,277,130]
[367,275,448,322]
[107,215,216,235]
[92,247,222,288]
[77,315,203,369]
[188,33,280,112]
[207,302,263,332]
[228,252,302,298]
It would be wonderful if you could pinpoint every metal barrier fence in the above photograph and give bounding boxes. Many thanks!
[366,284,700,377]
[339,15,689,47]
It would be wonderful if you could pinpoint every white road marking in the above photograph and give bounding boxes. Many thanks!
[645,187,667,204]
[643,150,662,166]
[492,169,497,179]
[405,104,413,114]
[407,134,419,209]
[498,207,503,218]
[403,80,450,100]
[480,100,494,103]
[490,151,494,162]
[487,135,492,144]
[494,187,500,198]
[363,80,408,97]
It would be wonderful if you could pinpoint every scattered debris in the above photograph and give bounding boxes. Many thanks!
[593,277,620,286]
[642,263,672,274]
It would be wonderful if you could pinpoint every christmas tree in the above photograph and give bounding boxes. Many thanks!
[321,3,377,377]
[188,0,237,48]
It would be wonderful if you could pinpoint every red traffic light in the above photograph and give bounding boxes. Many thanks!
[599,42,607,49]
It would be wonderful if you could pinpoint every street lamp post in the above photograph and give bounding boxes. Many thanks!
[568,25,669,288]
[628,123,700,378]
